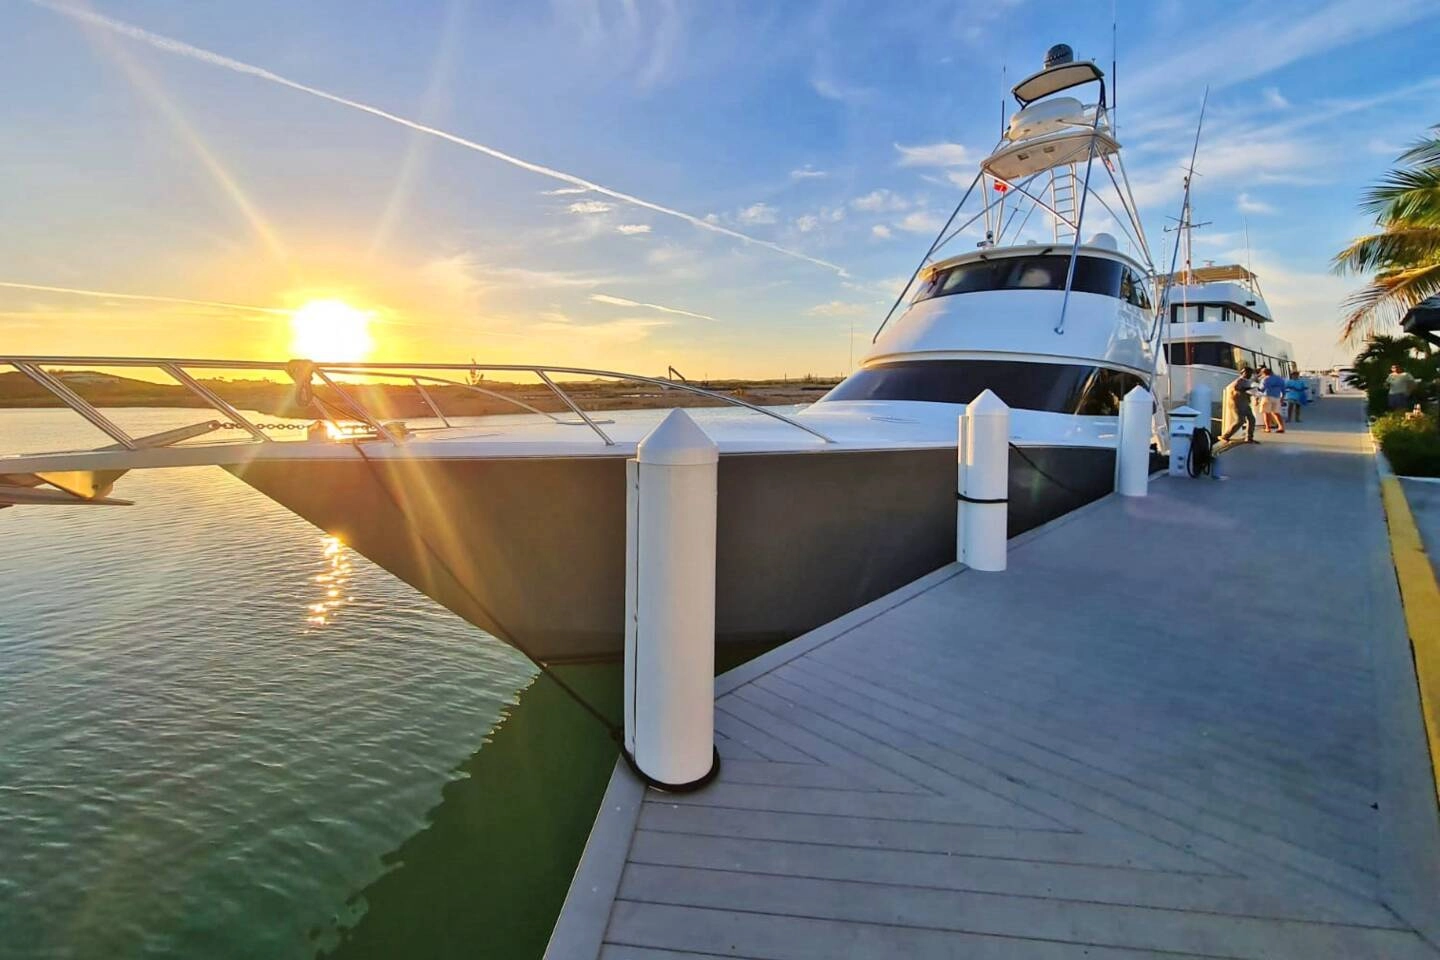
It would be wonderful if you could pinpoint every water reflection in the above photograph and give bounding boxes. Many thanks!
[314,665,623,960]
[306,536,355,627]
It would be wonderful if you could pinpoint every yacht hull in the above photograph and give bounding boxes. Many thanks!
[226,445,1114,664]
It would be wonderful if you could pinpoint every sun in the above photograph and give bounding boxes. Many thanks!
[288,299,375,361]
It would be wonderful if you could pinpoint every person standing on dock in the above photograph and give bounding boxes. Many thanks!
[1284,370,1309,423]
[1386,364,1417,411]
[1259,367,1287,434]
[1221,367,1258,444]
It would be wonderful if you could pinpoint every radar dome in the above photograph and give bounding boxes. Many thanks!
[1087,232,1119,251]
[1044,44,1074,68]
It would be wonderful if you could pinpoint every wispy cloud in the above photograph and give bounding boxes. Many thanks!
[809,72,873,104]
[895,142,971,167]
[806,300,876,318]
[896,211,945,234]
[31,0,847,277]
[568,200,615,215]
[0,280,286,315]
[532,313,669,345]
[423,256,624,293]
[1236,192,1276,215]
[543,186,589,196]
[737,202,778,225]
[871,224,893,240]
[1262,87,1290,109]
[590,293,716,322]
[851,189,909,212]
[616,224,652,235]
[1126,0,1436,101]
[790,165,827,180]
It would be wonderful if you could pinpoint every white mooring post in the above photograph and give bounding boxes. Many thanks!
[956,389,1010,572]
[1190,383,1214,436]
[1116,385,1153,497]
[624,409,718,790]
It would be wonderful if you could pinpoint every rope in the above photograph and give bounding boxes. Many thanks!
[346,441,621,736]
[1007,442,1091,499]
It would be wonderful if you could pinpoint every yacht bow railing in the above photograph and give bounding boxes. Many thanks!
[0,356,835,450]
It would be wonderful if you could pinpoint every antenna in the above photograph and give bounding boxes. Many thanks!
[1111,0,1118,125]
[1152,88,1209,404]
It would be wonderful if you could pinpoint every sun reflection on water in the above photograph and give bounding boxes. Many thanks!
[306,535,354,627]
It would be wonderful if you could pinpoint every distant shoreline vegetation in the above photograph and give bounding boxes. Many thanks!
[0,370,841,417]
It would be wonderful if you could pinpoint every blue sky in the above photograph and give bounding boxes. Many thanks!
[3,0,1438,374]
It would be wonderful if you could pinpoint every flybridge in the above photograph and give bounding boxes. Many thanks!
[874,42,1155,344]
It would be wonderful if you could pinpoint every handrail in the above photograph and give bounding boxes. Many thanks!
[0,355,835,446]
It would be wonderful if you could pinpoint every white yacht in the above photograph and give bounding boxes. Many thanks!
[1160,263,1296,426]
[1,44,1171,666]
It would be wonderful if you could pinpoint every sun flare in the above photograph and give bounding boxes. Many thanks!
[288,299,375,361]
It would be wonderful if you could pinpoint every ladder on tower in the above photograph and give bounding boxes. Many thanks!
[1050,165,1078,243]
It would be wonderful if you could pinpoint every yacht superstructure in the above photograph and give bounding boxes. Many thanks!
[1,43,1175,666]
[1161,262,1296,425]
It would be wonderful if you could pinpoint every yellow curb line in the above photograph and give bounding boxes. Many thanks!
[1380,475,1440,809]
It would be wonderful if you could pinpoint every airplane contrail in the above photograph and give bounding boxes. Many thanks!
[33,1,849,277]
[590,293,716,322]
[0,280,288,315]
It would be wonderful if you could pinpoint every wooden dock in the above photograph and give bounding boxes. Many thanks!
[548,397,1440,959]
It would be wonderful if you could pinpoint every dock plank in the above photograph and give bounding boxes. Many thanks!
[548,399,1440,959]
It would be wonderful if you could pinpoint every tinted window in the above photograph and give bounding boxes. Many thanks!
[821,360,1144,415]
[914,255,1126,304]
[1168,342,1237,369]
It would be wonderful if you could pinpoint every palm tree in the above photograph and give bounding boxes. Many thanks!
[1333,126,1440,344]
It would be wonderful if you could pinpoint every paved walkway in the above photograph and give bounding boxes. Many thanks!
[548,397,1440,959]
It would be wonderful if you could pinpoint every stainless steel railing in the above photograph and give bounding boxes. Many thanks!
[0,356,835,449]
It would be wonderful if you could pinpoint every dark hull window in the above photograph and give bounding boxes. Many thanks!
[914,255,1126,304]
[821,360,1145,415]
[1167,342,1237,369]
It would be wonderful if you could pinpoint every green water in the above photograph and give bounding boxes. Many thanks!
[318,666,623,960]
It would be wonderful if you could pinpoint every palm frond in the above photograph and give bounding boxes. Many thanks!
[1332,226,1440,275]
[1396,128,1440,167]
[1358,166,1440,226]
[1339,260,1440,344]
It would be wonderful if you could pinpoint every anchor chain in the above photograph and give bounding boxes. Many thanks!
[217,421,312,431]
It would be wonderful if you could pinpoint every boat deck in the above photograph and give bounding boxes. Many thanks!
[547,397,1440,959]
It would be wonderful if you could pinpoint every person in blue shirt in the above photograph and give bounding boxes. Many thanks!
[1283,370,1309,424]
[1259,367,1287,434]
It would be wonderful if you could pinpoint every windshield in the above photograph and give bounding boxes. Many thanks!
[821,359,1145,415]
[913,255,1151,310]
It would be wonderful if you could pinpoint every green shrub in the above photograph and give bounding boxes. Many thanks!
[1367,384,1390,418]
[1374,411,1440,477]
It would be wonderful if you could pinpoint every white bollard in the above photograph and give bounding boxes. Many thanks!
[956,389,1009,572]
[1190,383,1214,436]
[624,409,718,790]
[1116,385,1153,497]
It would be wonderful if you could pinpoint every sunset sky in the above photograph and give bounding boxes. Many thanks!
[3,0,1439,375]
